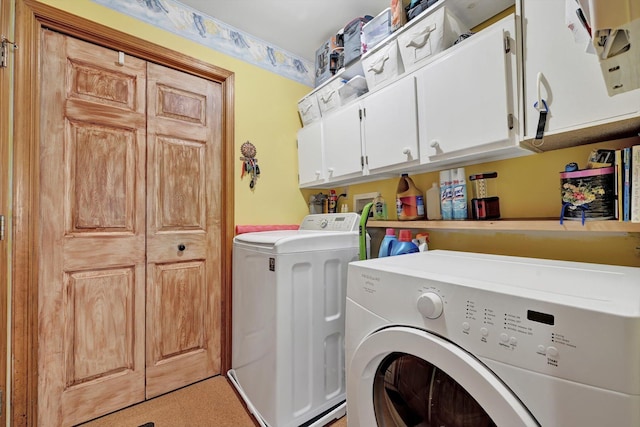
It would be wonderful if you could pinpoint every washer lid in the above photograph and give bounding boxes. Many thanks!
[234,230,302,245]
[234,230,360,253]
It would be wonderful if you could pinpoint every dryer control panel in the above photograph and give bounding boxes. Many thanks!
[299,213,360,232]
[348,250,640,396]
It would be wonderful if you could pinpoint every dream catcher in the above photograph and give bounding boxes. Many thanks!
[240,141,260,189]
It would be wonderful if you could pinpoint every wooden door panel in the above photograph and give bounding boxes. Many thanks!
[155,83,207,123]
[156,138,206,230]
[64,268,138,384]
[59,265,145,422]
[64,35,145,113]
[64,121,139,232]
[39,30,147,426]
[154,262,206,356]
[145,261,214,397]
[145,62,222,398]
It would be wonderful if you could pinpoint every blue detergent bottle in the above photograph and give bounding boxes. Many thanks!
[390,230,419,256]
[378,228,397,258]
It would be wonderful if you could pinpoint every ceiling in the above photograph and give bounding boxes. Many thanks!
[177,0,392,62]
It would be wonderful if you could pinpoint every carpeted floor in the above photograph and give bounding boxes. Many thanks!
[78,375,348,427]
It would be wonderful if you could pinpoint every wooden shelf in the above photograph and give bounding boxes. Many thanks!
[367,219,640,233]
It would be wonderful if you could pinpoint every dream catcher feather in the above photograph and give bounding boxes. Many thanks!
[240,141,260,189]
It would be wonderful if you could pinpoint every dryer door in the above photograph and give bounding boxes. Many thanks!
[348,326,540,427]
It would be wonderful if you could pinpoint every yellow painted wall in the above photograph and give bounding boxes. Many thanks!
[36,0,312,226]
[37,1,640,267]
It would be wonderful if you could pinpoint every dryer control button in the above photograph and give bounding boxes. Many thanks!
[417,292,443,319]
[546,346,559,357]
[500,333,509,342]
[480,327,489,336]
[462,322,470,331]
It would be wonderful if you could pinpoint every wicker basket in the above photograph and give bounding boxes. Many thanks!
[560,167,615,221]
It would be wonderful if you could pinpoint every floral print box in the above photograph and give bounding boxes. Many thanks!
[560,166,615,222]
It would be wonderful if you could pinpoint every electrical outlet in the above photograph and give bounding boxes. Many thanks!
[353,192,378,216]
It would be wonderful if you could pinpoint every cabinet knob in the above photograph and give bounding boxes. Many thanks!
[402,147,412,155]
[327,167,334,175]
[315,170,321,176]
[178,244,186,252]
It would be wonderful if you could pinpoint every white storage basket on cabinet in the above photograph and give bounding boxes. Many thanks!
[316,78,345,115]
[297,94,322,126]
[361,39,404,90]
[397,6,467,73]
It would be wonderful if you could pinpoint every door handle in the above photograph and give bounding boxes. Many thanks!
[178,244,186,251]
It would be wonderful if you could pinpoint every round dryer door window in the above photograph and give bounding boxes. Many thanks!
[348,326,539,427]
[373,353,494,426]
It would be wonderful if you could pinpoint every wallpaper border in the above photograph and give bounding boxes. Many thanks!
[91,0,315,87]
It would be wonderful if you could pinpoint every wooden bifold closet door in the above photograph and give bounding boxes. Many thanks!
[38,29,222,426]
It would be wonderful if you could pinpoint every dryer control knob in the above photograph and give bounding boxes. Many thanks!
[417,292,443,319]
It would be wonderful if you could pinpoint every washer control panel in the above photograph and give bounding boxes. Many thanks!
[299,213,360,232]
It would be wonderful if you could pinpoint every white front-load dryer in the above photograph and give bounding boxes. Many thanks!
[229,213,366,427]
[346,250,640,427]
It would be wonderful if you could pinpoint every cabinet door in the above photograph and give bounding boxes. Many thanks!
[323,102,365,180]
[522,0,640,140]
[363,76,419,172]
[297,121,325,187]
[417,16,517,163]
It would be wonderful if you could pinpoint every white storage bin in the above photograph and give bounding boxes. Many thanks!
[297,94,322,126]
[338,75,369,104]
[362,8,392,53]
[397,6,467,73]
[315,78,345,114]
[361,39,404,90]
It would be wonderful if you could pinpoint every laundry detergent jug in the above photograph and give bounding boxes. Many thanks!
[396,173,424,220]
[389,229,419,256]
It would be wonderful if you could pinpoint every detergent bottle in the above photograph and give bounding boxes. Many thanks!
[378,228,397,258]
[396,174,424,220]
[390,230,419,256]
[373,193,388,220]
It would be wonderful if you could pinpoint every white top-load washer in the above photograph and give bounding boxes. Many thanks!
[229,213,365,427]
[346,250,640,427]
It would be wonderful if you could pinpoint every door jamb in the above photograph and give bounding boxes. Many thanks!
[0,0,15,425]
[12,1,235,425]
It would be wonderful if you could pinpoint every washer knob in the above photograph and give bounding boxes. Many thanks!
[417,292,444,319]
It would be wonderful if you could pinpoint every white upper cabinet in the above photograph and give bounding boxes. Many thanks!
[322,101,365,182]
[298,77,420,188]
[363,76,420,173]
[297,120,325,187]
[521,0,640,144]
[416,14,530,166]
